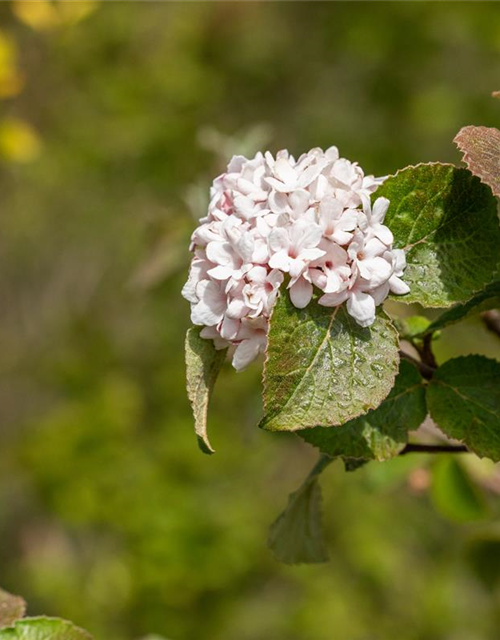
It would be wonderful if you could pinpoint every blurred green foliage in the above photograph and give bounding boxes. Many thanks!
[1,2,500,640]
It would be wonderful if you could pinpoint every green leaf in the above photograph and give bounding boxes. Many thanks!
[394,315,432,341]
[261,291,399,432]
[268,455,332,564]
[0,618,92,640]
[185,327,227,454]
[419,280,500,336]
[0,591,26,629]
[454,125,500,199]
[431,457,488,522]
[377,163,500,307]
[427,355,500,461]
[298,360,426,461]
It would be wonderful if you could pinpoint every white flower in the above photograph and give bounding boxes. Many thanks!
[200,325,230,350]
[317,196,359,245]
[183,147,409,370]
[206,225,254,282]
[182,252,210,303]
[387,248,411,295]
[268,219,325,278]
[191,279,227,327]
[309,239,350,294]
[319,284,377,328]
[359,196,394,245]
[265,153,327,194]
[232,317,268,371]
[347,231,392,288]
[243,267,283,317]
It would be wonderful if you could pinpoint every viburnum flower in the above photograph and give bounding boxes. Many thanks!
[183,146,409,370]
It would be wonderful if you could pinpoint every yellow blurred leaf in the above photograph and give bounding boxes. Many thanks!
[12,0,61,31]
[0,70,24,99]
[0,30,24,98]
[57,0,98,25]
[0,118,41,163]
[12,0,98,31]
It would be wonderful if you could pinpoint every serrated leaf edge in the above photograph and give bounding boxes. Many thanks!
[261,292,400,432]
[454,125,500,198]
[382,162,500,308]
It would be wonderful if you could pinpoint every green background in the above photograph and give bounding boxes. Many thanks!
[1,2,500,639]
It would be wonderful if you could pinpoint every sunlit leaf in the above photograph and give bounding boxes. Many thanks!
[12,1,61,31]
[427,355,500,460]
[0,32,24,99]
[56,1,98,26]
[420,280,500,336]
[261,291,399,432]
[185,327,227,454]
[394,316,433,344]
[298,361,426,461]
[377,163,500,307]
[0,118,41,163]
[0,618,92,640]
[12,1,97,31]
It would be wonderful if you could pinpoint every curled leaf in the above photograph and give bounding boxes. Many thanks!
[185,327,227,454]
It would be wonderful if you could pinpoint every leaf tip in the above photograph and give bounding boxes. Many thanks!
[197,435,215,455]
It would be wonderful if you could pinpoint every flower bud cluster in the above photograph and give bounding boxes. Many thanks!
[183,147,409,371]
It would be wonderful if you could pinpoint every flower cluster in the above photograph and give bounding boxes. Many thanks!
[183,147,409,371]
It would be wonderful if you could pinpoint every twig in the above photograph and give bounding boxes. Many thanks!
[421,333,438,369]
[481,310,500,340]
[399,350,435,380]
[399,443,468,455]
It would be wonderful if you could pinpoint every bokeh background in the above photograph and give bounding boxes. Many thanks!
[1,2,500,639]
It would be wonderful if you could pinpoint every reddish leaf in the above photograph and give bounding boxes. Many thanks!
[454,125,500,198]
[0,590,26,628]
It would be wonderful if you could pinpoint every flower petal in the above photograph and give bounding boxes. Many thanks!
[389,274,410,295]
[268,227,289,252]
[371,197,389,224]
[318,289,349,307]
[207,265,233,280]
[232,338,263,371]
[347,290,375,327]
[206,241,234,266]
[289,277,313,309]
[374,224,394,245]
